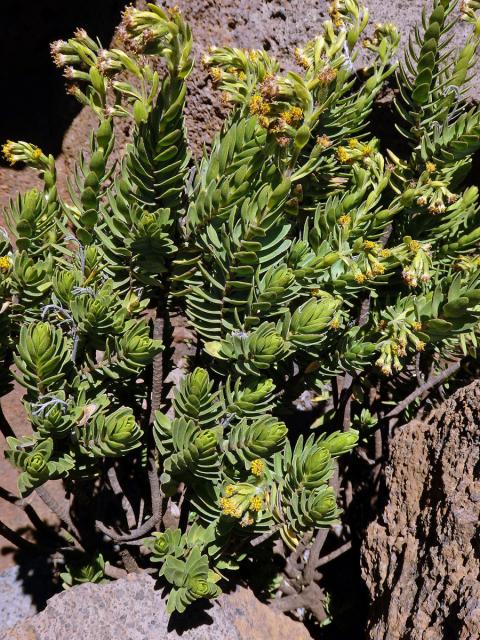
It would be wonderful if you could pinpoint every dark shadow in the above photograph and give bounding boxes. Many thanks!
[2,522,63,612]
[167,598,214,634]
[0,0,129,160]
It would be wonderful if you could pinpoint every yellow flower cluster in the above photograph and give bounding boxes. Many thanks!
[328,1,344,27]
[2,141,43,166]
[338,214,351,226]
[294,47,310,69]
[348,138,373,156]
[281,106,303,125]
[249,495,263,512]
[2,141,15,165]
[209,67,222,83]
[330,317,340,330]
[250,459,264,476]
[337,146,351,163]
[318,66,337,86]
[219,496,242,518]
[0,255,11,273]
[249,94,271,116]
[371,262,385,275]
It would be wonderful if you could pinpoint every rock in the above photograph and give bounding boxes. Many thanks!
[0,566,36,632]
[2,573,312,640]
[361,381,480,640]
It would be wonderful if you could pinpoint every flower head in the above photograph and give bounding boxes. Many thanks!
[318,66,337,86]
[316,134,332,149]
[2,141,46,167]
[249,495,263,512]
[294,47,310,69]
[209,67,222,84]
[0,255,11,273]
[281,106,303,125]
[259,74,278,99]
[2,141,15,165]
[371,262,385,275]
[337,146,351,163]
[249,94,270,116]
[219,496,242,518]
[250,458,265,476]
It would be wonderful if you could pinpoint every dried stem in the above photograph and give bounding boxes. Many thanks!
[250,524,281,547]
[35,485,81,543]
[0,487,56,539]
[104,563,128,580]
[271,581,327,622]
[303,528,329,585]
[107,466,136,529]
[285,532,312,580]
[119,547,140,573]
[383,359,462,421]
[96,513,157,542]
[147,311,165,530]
[317,540,352,568]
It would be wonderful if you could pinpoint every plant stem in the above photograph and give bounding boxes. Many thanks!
[35,485,81,543]
[96,514,157,542]
[147,310,165,531]
[317,540,352,568]
[383,359,461,421]
[303,528,329,585]
[271,581,327,622]
[107,466,136,529]
[104,563,128,580]
[119,547,140,573]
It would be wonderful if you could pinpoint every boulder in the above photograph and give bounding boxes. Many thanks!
[1,573,312,640]
[361,381,480,640]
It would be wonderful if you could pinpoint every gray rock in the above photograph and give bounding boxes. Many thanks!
[1,573,312,640]
[0,566,36,632]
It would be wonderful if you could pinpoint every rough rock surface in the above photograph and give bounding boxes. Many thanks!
[361,381,480,640]
[1,573,312,640]
[0,567,36,631]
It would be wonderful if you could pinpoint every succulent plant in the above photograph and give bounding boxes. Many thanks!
[1,0,480,619]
